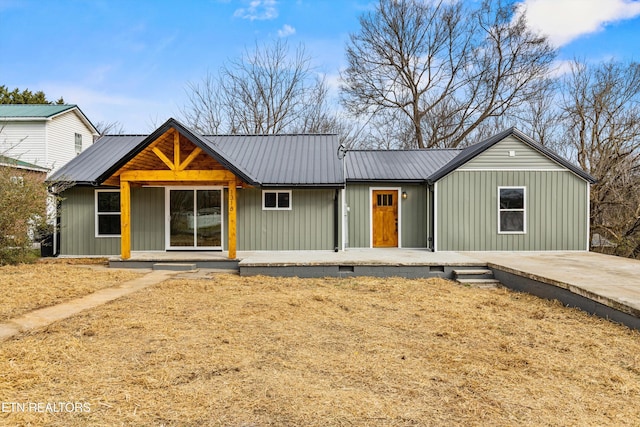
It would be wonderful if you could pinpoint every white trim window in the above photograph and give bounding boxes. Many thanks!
[75,133,83,155]
[95,190,121,237]
[498,187,526,234]
[262,190,292,210]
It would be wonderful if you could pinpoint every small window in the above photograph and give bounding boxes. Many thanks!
[376,194,393,206]
[262,190,291,210]
[95,190,121,236]
[498,187,525,234]
[75,133,83,155]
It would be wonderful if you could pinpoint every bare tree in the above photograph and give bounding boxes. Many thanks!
[341,0,556,148]
[561,60,640,257]
[94,120,125,136]
[181,71,224,135]
[181,40,337,135]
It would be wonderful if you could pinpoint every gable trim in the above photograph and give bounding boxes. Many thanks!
[95,118,258,186]
[427,128,596,184]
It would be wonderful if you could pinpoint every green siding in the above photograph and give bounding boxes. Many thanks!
[460,135,564,170]
[236,188,336,250]
[401,185,428,248]
[436,170,588,251]
[346,185,370,248]
[60,187,120,255]
[60,187,165,255]
[345,184,428,248]
[131,187,164,251]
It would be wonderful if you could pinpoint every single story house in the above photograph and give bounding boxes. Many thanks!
[48,118,595,259]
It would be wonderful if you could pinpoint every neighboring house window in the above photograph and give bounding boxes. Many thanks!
[75,133,83,155]
[498,187,526,233]
[95,190,121,236]
[262,190,291,210]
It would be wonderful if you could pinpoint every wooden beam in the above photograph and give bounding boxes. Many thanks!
[152,147,175,170]
[174,130,180,169]
[177,147,202,171]
[228,179,237,259]
[120,169,236,182]
[120,180,131,260]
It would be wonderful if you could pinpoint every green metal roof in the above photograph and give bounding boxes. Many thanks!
[0,155,49,172]
[0,104,76,118]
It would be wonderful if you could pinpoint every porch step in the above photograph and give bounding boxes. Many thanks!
[456,278,502,288]
[452,269,493,277]
[152,263,197,271]
[453,268,501,288]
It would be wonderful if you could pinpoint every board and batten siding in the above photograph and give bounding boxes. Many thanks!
[460,135,564,170]
[346,183,428,248]
[236,188,336,250]
[436,170,588,251]
[130,187,165,251]
[60,187,164,255]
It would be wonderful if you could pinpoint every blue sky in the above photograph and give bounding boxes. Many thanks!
[1,0,639,133]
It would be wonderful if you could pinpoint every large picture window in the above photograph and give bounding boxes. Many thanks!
[95,190,121,236]
[498,187,525,234]
[262,190,291,210]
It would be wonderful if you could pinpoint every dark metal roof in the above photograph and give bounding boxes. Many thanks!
[427,127,597,184]
[346,149,461,182]
[48,120,594,190]
[208,134,344,187]
[48,134,145,185]
[48,118,344,187]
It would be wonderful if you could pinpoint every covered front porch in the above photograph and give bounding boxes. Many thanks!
[111,124,242,260]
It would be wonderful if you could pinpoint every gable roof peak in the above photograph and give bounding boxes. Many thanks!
[428,127,596,183]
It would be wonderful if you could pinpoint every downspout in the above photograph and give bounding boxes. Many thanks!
[54,199,61,256]
[334,189,340,252]
[428,182,435,252]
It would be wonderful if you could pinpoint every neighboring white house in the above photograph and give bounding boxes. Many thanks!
[0,104,99,175]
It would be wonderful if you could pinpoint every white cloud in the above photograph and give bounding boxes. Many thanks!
[38,83,172,133]
[548,59,575,78]
[277,24,296,37]
[518,0,640,46]
[233,0,278,21]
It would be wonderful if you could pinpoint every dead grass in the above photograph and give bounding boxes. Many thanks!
[0,260,143,321]
[0,273,639,426]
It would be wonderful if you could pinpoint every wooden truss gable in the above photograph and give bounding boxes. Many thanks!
[114,127,239,260]
[104,128,236,187]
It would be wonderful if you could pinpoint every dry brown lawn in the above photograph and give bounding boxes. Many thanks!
[0,260,143,321]
[0,270,639,426]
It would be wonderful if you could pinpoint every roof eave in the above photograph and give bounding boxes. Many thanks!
[260,183,345,189]
[346,178,426,184]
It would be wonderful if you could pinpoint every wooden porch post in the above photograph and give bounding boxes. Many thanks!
[120,180,131,260]
[228,179,237,259]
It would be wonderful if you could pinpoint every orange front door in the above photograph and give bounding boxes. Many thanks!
[372,190,398,247]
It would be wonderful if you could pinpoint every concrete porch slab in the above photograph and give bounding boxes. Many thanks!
[238,249,486,266]
[462,251,640,319]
